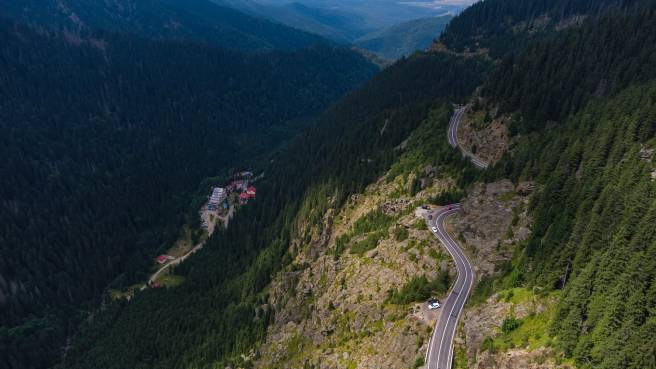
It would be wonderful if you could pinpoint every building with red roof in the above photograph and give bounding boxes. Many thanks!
[155,255,175,264]
[230,180,247,192]
[156,255,168,264]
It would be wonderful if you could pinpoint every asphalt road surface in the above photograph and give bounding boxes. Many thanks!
[447,107,488,169]
[425,204,475,369]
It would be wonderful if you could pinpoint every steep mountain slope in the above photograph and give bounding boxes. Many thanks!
[438,6,656,369]
[434,0,652,57]
[0,19,376,369]
[355,16,452,59]
[4,1,656,369]
[59,52,488,369]
[234,4,656,369]
[484,9,656,132]
[523,84,655,369]
[0,0,325,50]
[476,9,656,368]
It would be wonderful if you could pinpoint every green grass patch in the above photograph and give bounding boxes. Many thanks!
[468,258,526,306]
[351,209,394,237]
[393,226,409,241]
[428,248,445,262]
[350,231,386,256]
[158,274,185,288]
[279,333,312,366]
[412,219,428,230]
[331,234,350,260]
[501,316,523,334]
[331,209,397,258]
[495,191,517,202]
[481,288,560,353]
[469,109,490,130]
[452,343,469,369]
[492,312,552,351]
[109,283,142,300]
[501,287,533,304]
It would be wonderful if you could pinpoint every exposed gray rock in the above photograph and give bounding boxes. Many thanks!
[380,198,411,215]
[457,106,511,165]
[640,146,654,162]
[450,180,530,277]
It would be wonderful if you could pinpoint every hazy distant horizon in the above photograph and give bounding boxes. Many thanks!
[242,0,475,28]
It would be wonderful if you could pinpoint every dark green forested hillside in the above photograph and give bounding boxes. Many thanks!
[4,0,656,368]
[0,0,325,51]
[59,52,488,369]
[438,0,651,57]
[484,9,656,133]
[492,81,656,369]
[480,7,656,369]
[0,19,376,369]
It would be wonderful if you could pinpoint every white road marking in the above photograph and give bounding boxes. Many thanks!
[447,107,489,169]
[425,205,474,369]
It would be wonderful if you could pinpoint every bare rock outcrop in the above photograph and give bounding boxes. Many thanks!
[255,175,455,369]
[448,180,531,277]
[457,106,510,165]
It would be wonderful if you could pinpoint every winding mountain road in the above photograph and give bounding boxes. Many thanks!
[448,106,488,169]
[421,107,492,368]
[424,204,474,369]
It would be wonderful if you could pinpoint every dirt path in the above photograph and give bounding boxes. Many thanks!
[141,242,204,290]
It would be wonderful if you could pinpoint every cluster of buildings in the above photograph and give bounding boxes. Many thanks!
[239,186,257,204]
[205,171,258,214]
[208,187,227,211]
[225,171,257,205]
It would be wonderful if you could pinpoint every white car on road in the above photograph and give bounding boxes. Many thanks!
[431,226,438,233]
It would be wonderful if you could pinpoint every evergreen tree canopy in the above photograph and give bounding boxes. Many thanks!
[0,18,376,369]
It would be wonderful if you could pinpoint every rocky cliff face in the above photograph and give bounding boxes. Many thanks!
[456,104,511,165]
[254,173,456,369]
[461,290,571,369]
[250,171,560,369]
[444,180,575,369]
[449,179,532,278]
[248,146,567,369]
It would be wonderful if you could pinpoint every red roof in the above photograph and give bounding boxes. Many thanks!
[156,255,168,263]
[239,192,250,199]
[246,186,256,195]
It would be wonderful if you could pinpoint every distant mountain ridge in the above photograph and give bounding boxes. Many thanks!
[355,15,452,59]
[218,0,367,42]
[0,0,326,50]
[217,0,464,58]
